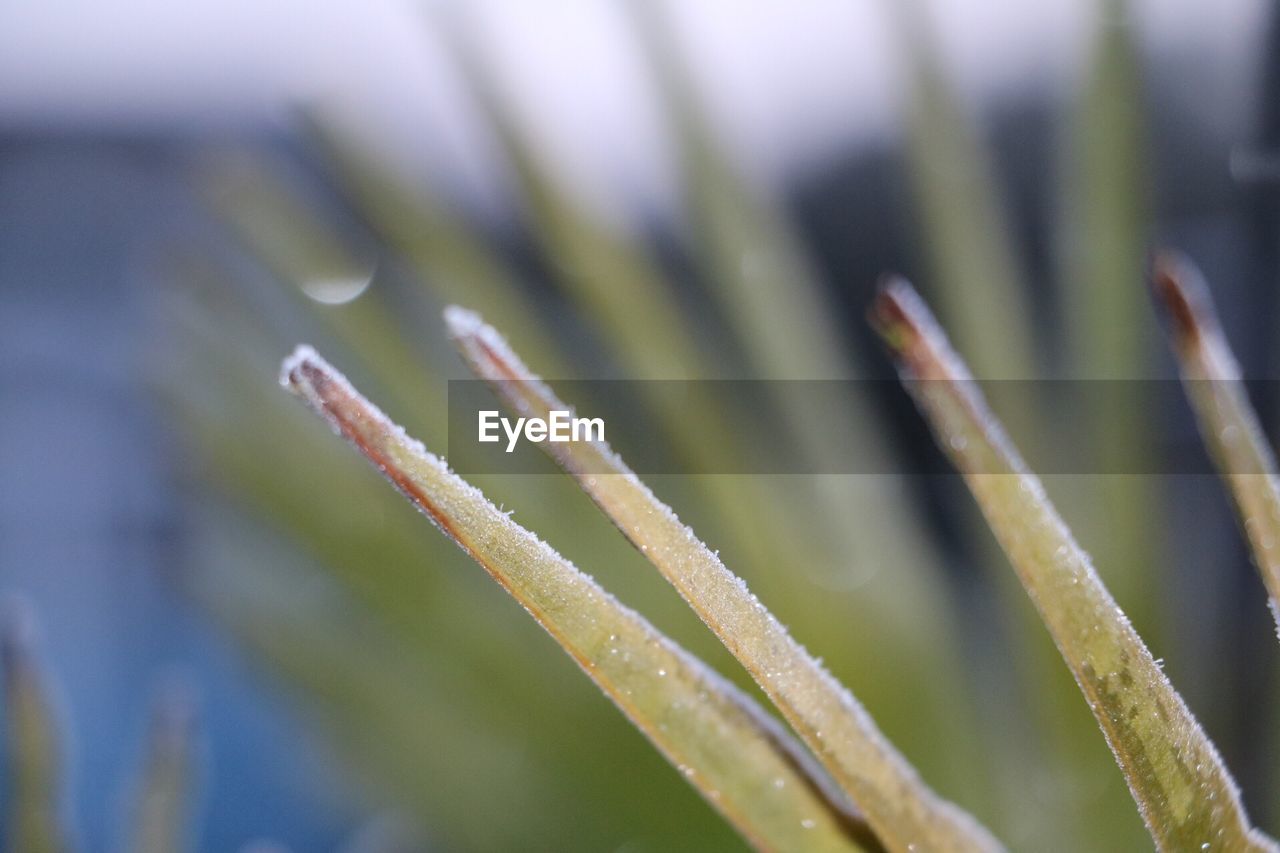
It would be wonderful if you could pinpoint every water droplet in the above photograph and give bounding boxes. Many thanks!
[301,263,376,305]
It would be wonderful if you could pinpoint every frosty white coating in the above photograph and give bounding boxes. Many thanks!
[281,344,872,853]
[446,307,1001,853]
[874,277,1278,853]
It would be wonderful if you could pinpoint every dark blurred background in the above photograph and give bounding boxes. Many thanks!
[2,1,1279,850]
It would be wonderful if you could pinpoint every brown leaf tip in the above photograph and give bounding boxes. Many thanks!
[869,275,952,380]
[1150,250,1213,350]
[280,344,331,393]
[279,345,373,441]
[443,305,537,383]
[868,276,920,352]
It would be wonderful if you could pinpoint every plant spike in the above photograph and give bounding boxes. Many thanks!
[2,604,69,853]
[281,345,876,853]
[130,682,199,853]
[870,278,1277,852]
[446,307,1000,853]
[889,2,1034,384]
[1151,251,1280,637]
[1058,0,1162,647]
[626,1,986,692]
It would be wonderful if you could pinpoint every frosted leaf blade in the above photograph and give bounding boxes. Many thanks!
[2,607,69,853]
[131,687,199,853]
[1151,252,1280,637]
[281,346,873,853]
[446,307,1001,853]
[870,279,1277,851]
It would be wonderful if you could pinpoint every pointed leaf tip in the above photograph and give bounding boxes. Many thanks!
[442,305,484,337]
[870,278,970,385]
[1148,250,1210,350]
[279,344,325,390]
[444,307,538,384]
[868,276,924,356]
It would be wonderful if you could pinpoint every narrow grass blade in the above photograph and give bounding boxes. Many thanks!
[1152,251,1280,636]
[622,24,998,818]
[626,0,853,386]
[437,10,709,385]
[626,0,978,623]
[891,4,1035,383]
[870,279,1277,851]
[130,684,199,853]
[281,346,875,852]
[1062,0,1150,380]
[433,11,826,594]
[429,38,1012,817]
[889,19,1115,836]
[2,605,69,853]
[1057,0,1162,648]
[445,308,1000,852]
